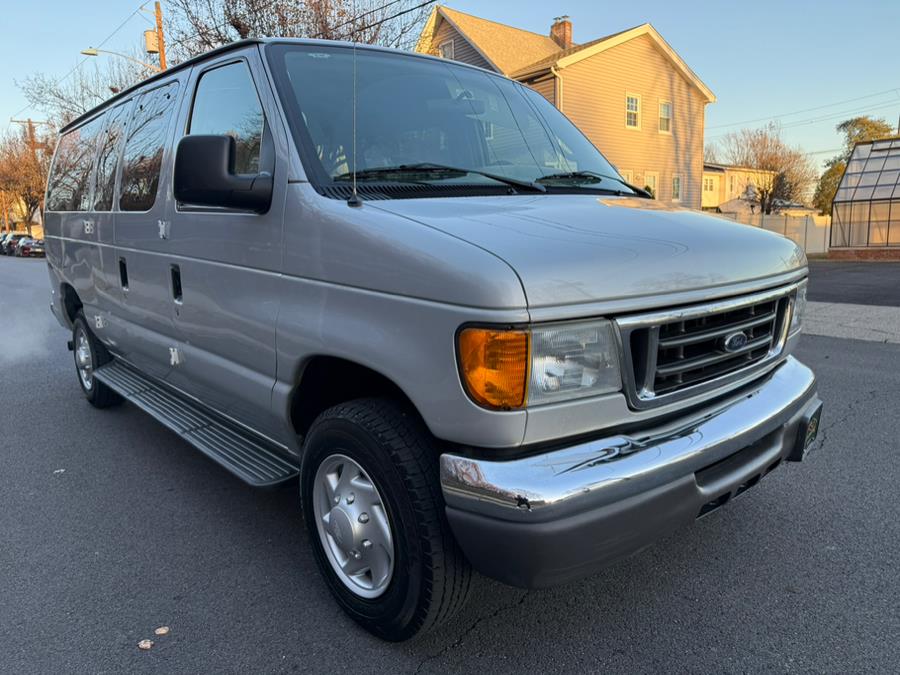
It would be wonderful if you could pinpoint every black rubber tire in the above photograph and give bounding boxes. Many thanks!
[300,398,471,641]
[72,311,122,409]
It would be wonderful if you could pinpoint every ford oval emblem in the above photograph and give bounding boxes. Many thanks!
[722,331,749,353]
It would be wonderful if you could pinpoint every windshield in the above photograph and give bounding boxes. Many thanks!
[266,43,630,195]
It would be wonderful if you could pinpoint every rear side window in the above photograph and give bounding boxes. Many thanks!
[46,116,105,211]
[188,61,264,175]
[93,101,131,211]
[119,82,179,211]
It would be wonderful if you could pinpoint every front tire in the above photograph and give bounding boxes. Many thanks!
[301,398,471,641]
[72,312,121,408]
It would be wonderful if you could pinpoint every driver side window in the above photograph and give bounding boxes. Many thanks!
[188,61,264,175]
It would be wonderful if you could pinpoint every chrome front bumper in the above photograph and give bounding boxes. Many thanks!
[440,356,821,588]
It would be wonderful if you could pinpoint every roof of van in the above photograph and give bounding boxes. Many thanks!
[60,38,498,134]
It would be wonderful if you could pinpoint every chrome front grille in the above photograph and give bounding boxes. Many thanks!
[653,298,782,394]
[616,284,798,409]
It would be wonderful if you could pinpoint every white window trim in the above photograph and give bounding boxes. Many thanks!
[438,39,455,60]
[672,173,682,202]
[625,92,641,130]
[620,169,634,184]
[644,171,659,199]
[658,100,672,135]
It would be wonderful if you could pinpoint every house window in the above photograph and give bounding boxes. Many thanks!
[703,177,715,192]
[658,101,672,133]
[482,120,494,140]
[672,174,682,201]
[620,169,634,184]
[438,40,454,60]
[644,171,659,199]
[625,94,641,129]
[730,175,736,195]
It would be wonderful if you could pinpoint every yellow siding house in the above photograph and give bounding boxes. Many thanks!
[416,7,716,208]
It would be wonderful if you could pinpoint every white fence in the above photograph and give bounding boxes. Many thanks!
[717,213,832,255]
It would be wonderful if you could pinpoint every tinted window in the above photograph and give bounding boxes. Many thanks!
[46,116,105,211]
[188,61,264,175]
[120,82,179,211]
[93,101,131,211]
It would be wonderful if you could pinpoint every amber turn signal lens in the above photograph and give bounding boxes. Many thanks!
[457,328,529,409]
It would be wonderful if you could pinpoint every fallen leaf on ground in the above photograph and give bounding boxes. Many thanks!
[137,639,154,650]
[154,626,170,636]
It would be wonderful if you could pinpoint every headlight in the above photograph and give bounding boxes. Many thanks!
[457,320,621,410]
[529,321,621,405]
[790,283,807,335]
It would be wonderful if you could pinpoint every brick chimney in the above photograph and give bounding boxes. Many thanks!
[550,16,573,49]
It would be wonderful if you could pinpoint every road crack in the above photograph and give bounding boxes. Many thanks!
[811,388,877,453]
[413,590,530,674]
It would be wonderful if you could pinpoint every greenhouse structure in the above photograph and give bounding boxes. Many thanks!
[831,137,900,248]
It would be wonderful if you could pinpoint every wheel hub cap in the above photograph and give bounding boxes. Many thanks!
[75,330,93,391]
[313,454,394,599]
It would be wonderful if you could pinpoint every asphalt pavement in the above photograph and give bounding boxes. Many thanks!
[808,260,900,306]
[2,256,898,673]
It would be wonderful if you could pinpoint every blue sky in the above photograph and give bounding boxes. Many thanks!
[2,0,898,169]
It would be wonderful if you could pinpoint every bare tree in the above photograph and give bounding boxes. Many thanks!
[0,126,55,234]
[704,143,718,164]
[166,0,432,60]
[17,52,150,127]
[18,1,431,126]
[719,123,817,214]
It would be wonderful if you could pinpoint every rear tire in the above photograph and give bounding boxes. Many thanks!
[72,311,121,408]
[300,398,471,641]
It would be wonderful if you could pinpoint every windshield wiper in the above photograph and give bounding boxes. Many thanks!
[537,170,652,197]
[334,163,546,193]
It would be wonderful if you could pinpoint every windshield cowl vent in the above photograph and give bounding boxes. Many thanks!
[320,183,517,201]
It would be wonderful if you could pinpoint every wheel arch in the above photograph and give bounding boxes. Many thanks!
[60,283,83,328]
[289,355,425,440]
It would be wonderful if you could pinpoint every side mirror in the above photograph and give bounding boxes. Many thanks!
[173,135,272,213]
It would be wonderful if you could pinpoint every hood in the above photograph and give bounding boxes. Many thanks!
[370,194,806,308]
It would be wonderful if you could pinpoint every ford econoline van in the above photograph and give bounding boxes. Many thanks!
[44,39,822,641]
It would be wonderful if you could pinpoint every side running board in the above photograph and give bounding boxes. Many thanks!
[94,360,299,487]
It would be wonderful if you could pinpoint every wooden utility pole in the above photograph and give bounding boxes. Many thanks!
[155,1,167,70]
[10,119,50,154]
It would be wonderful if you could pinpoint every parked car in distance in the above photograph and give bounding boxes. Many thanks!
[16,238,46,257]
[44,39,823,642]
[2,233,29,256]
[12,238,30,255]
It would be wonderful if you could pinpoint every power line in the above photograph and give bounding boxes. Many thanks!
[707,99,900,141]
[169,0,429,49]
[803,147,842,156]
[345,0,434,35]
[778,100,900,131]
[707,86,900,130]
[8,2,147,122]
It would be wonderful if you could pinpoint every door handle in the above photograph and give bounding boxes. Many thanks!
[118,257,129,291]
[170,264,183,304]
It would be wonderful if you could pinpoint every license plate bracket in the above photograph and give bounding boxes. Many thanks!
[789,401,823,462]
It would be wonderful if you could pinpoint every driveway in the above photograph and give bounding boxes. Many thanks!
[808,260,900,306]
[805,261,900,343]
[2,257,898,673]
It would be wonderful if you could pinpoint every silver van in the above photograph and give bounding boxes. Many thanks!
[44,39,822,641]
